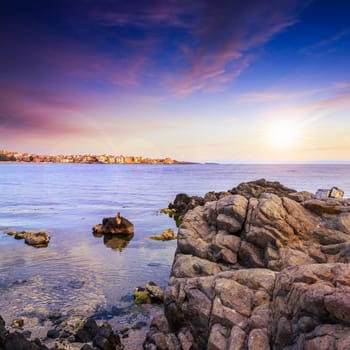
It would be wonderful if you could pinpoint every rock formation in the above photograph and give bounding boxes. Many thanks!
[93,212,134,235]
[144,179,350,350]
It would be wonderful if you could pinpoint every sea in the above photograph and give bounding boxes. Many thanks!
[1,163,350,329]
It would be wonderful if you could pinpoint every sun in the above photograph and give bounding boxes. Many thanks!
[265,121,299,149]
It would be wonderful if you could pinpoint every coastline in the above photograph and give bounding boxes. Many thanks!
[0,161,197,165]
[2,168,350,349]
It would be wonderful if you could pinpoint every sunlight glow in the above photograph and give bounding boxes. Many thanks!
[265,120,299,149]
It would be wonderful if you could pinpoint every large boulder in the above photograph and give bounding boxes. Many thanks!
[93,212,134,235]
[144,181,350,350]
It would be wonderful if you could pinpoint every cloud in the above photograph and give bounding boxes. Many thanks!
[84,0,308,94]
[0,0,310,96]
[168,0,306,94]
[0,81,85,136]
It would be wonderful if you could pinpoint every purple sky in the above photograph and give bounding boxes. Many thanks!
[1,0,350,162]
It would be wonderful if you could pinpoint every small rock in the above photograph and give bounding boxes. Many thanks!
[330,187,344,199]
[14,231,26,240]
[134,282,164,304]
[134,287,152,304]
[315,187,344,200]
[75,318,99,343]
[150,228,176,241]
[6,231,16,236]
[24,231,50,248]
[145,282,164,303]
[47,328,60,339]
[11,318,24,329]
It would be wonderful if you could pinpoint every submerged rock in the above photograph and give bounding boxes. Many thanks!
[144,180,350,350]
[93,212,134,235]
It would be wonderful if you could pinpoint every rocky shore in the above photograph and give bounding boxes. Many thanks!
[3,179,349,349]
[144,179,350,349]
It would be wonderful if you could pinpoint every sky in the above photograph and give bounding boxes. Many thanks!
[1,0,350,162]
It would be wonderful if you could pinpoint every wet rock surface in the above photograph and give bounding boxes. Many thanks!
[144,180,350,349]
[93,213,134,235]
[6,231,50,248]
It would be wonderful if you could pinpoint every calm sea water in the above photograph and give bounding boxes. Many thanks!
[1,163,350,325]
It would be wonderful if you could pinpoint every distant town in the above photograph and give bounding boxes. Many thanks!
[0,150,190,165]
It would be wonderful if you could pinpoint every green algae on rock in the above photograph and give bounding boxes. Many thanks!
[150,228,176,241]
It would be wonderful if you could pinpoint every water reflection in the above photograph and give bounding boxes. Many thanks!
[93,232,134,252]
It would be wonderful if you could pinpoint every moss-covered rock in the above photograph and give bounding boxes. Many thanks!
[150,228,176,241]
[134,287,152,304]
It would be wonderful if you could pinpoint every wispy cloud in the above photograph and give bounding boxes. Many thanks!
[169,0,306,94]
[302,28,350,55]
[84,0,308,95]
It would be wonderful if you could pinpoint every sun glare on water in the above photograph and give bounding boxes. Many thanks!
[265,121,299,149]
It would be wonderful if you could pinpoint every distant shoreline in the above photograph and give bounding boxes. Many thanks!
[0,161,197,165]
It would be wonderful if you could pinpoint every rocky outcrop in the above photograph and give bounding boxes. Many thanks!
[93,212,134,235]
[167,179,296,224]
[144,180,350,350]
[6,231,50,248]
